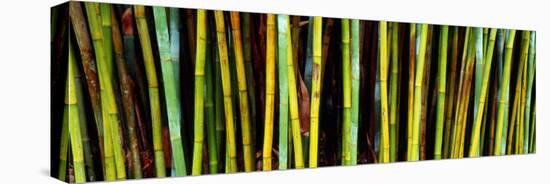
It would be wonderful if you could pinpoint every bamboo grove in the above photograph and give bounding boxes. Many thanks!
[51,2,536,183]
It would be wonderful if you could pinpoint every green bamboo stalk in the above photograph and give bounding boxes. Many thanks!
[204,13,219,174]
[407,23,416,160]
[209,14,225,165]
[85,3,122,180]
[214,10,238,173]
[341,18,352,165]
[469,28,497,157]
[388,22,399,162]
[191,9,207,175]
[285,15,305,169]
[67,43,87,183]
[517,55,528,154]
[524,31,535,153]
[133,5,166,177]
[263,14,276,171]
[111,7,142,179]
[229,12,254,172]
[58,85,69,182]
[494,30,516,156]
[309,16,322,168]
[379,21,390,163]
[152,6,187,176]
[68,2,104,162]
[434,25,449,160]
[277,14,290,170]
[350,19,360,165]
[472,27,484,154]
[409,23,428,161]
[529,102,536,153]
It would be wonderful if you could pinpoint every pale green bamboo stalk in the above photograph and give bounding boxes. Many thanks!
[263,14,277,171]
[472,27,484,155]
[350,19,360,165]
[388,22,399,162]
[277,14,290,170]
[524,31,535,153]
[192,9,207,175]
[229,12,254,172]
[494,30,516,156]
[133,5,166,177]
[152,6,187,176]
[434,25,449,160]
[469,28,498,157]
[309,16,322,168]
[84,3,119,180]
[409,23,429,161]
[214,10,238,172]
[341,18,352,165]
[67,44,87,183]
[379,21,390,163]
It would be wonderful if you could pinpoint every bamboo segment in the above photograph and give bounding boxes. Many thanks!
[309,16,322,168]
[68,43,87,183]
[133,5,166,177]
[468,28,497,157]
[434,25,449,160]
[214,10,238,173]
[341,18,352,165]
[229,12,254,172]
[277,15,290,170]
[192,9,208,175]
[494,30,516,156]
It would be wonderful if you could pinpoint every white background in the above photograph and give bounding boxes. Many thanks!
[0,0,547,183]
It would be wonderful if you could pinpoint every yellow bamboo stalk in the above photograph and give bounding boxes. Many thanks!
[263,14,276,171]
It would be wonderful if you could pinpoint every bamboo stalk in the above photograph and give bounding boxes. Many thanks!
[524,31,535,153]
[284,15,305,169]
[152,6,188,176]
[494,30,516,156]
[192,9,207,175]
[277,14,290,170]
[443,26,459,158]
[472,27,484,155]
[213,10,238,172]
[85,3,123,179]
[468,28,497,157]
[309,16,322,168]
[263,14,276,171]
[379,21,390,163]
[341,18,352,165]
[204,12,219,174]
[409,23,428,161]
[133,5,166,177]
[229,12,254,172]
[388,22,399,162]
[111,7,142,178]
[242,14,258,157]
[58,81,70,182]
[67,43,87,183]
[68,2,104,161]
[434,25,449,160]
[406,23,416,160]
